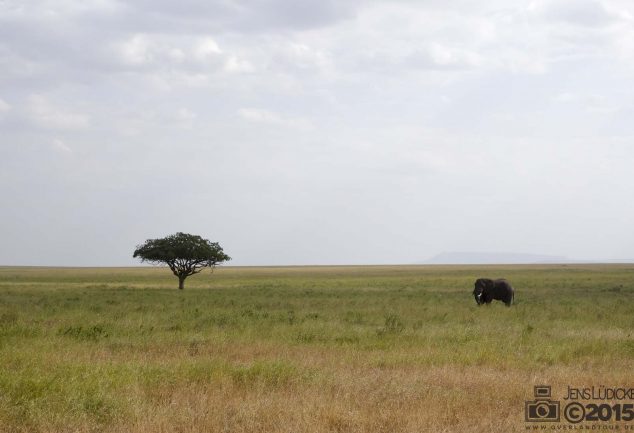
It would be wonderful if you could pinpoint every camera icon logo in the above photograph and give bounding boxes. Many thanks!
[525,385,561,422]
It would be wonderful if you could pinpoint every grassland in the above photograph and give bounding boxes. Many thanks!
[0,264,633,432]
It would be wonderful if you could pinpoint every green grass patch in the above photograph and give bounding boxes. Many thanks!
[0,264,633,431]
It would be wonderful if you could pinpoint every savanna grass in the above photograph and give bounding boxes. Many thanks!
[0,265,633,432]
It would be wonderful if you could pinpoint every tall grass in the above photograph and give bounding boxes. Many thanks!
[0,265,633,432]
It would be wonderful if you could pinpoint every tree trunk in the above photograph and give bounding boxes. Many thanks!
[178,275,186,290]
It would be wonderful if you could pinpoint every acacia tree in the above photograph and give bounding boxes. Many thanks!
[133,232,231,289]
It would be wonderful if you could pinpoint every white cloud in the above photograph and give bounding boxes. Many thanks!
[3,0,634,265]
[238,108,313,130]
[117,34,158,66]
[51,138,72,154]
[279,43,332,71]
[176,108,196,121]
[26,95,90,130]
[224,55,255,73]
[0,0,121,20]
[115,34,227,68]
[404,43,483,70]
[552,92,618,114]
[0,98,11,115]
[173,108,197,129]
[428,43,479,68]
[193,38,222,61]
[533,0,618,27]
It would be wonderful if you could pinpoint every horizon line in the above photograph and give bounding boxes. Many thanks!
[1,261,633,269]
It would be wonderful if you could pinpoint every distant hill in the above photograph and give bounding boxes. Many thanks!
[422,252,570,265]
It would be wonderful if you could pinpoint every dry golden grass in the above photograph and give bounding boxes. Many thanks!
[0,265,633,432]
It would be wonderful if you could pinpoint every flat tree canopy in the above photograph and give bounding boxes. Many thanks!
[133,232,230,289]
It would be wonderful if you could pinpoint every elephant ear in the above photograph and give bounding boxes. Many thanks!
[475,279,489,289]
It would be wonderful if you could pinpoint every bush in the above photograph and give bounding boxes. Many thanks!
[377,314,405,336]
[59,325,109,341]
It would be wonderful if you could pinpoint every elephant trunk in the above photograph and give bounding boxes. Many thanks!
[474,293,483,305]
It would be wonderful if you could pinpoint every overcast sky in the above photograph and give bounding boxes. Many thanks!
[1,0,633,266]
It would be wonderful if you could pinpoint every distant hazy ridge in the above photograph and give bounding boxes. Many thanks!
[423,252,571,264]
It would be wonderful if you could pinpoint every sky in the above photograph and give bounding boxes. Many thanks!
[1,0,634,266]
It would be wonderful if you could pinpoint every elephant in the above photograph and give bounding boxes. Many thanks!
[473,278,514,307]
